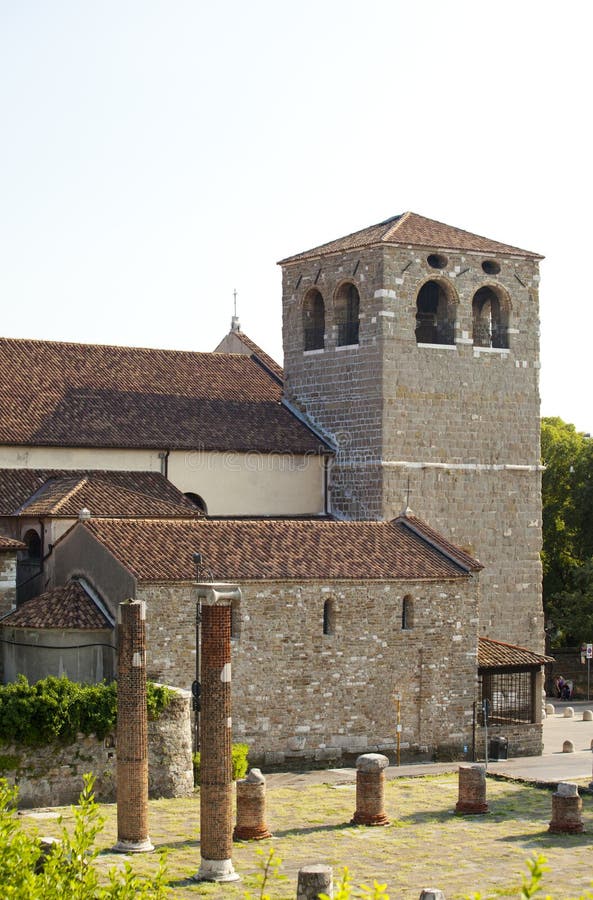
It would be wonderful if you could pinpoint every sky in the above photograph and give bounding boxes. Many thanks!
[0,1,591,432]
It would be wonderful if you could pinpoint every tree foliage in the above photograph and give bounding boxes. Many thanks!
[542,416,593,645]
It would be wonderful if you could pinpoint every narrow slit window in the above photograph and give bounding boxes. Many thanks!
[323,598,335,635]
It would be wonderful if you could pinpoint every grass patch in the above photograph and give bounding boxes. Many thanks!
[18,773,593,898]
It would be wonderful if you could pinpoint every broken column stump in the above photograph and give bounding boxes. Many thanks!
[351,753,390,826]
[455,764,488,815]
[549,782,584,834]
[297,864,333,899]
[233,768,272,841]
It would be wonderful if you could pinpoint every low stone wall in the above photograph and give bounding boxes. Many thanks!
[0,687,194,808]
[476,722,543,760]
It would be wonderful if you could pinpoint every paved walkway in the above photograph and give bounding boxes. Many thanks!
[266,699,593,790]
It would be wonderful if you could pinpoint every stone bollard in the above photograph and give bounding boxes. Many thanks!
[563,739,575,753]
[351,753,390,826]
[564,707,574,718]
[233,768,272,841]
[583,710,593,721]
[419,890,446,900]
[297,864,333,899]
[455,764,488,814]
[549,782,584,834]
[545,703,555,715]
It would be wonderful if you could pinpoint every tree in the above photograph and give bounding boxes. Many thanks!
[541,416,593,645]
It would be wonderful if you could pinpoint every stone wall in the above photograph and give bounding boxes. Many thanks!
[479,722,543,759]
[140,577,481,764]
[0,550,17,618]
[0,686,193,808]
[281,242,544,652]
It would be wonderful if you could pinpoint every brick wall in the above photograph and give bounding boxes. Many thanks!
[140,577,481,764]
[281,244,543,652]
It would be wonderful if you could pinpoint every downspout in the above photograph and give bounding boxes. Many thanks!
[158,450,170,479]
[324,454,332,516]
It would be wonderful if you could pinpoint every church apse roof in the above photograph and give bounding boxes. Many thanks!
[77,515,481,583]
[0,579,113,630]
[0,535,26,552]
[278,211,543,264]
[0,338,327,454]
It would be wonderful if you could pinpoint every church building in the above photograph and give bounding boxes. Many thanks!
[0,212,549,762]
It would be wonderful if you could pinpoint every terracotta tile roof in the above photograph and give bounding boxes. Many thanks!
[0,580,113,629]
[279,212,543,264]
[0,338,325,454]
[228,332,284,382]
[398,513,483,572]
[478,636,554,669]
[0,470,202,518]
[80,515,480,583]
[0,535,26,551]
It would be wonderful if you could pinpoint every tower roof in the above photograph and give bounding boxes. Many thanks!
[278,212,543,264]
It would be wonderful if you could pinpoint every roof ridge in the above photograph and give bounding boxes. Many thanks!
[382,210,411,240]
[52,476,88,513]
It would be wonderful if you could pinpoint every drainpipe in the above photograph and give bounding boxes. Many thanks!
[324,454,332,516]
[158,450,170,479]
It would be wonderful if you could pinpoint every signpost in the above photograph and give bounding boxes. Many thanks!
[587,643,592,701]
[393,693,401,766]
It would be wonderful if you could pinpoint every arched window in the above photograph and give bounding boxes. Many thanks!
[323,598,335,635]
[472,286,509,349]
[402,595,413,630]
[415,281,455,345]
[23,529,41,561]
[335,283,360,346]
[303,289,325,351]
[184,492,208,514]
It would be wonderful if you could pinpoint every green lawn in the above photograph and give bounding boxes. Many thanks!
[19,774,593,899]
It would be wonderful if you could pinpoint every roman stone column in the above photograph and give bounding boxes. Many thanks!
[233,768,272,841]
[549,782,584,834]
[113,599,153,852]
[455,764,488,815]
[194,582,241,883]
[351,753,390,826]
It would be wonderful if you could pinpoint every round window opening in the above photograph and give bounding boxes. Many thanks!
[427,253,448,270]
[482,259,501,275]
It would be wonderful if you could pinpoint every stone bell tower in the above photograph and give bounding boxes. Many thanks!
[279,212,544,651]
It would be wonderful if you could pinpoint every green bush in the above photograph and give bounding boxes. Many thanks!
[193,742,249,785]
[0,676,171,746]
[0,774,168,898]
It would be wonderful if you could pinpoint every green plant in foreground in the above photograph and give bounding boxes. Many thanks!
[0,773,168,898]
[321,866,389,900]
[243,847,287,900]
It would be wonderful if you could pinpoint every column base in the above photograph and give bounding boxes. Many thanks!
[350,812,390,826]
[233,825,273,841]
[194,858,241,882]
[455,801,489,815]
[112,837,154,853]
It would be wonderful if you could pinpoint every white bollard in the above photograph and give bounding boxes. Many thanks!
[583,710,593,721]
[564,707,574,718]
[563,739,575,753]
[545,703,555,715]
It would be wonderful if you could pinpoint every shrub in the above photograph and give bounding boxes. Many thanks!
[193,742,249,785]
[0,773,168,897]
[0,676,171,746]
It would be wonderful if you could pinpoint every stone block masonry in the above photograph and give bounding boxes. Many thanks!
[0,687,193,808]
[281,241,543,654]
[143,578,480,764]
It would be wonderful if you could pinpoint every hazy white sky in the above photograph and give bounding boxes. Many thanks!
[0,1,590,431]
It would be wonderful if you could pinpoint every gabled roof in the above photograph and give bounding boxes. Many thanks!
[0,470,202,518]
[0,535,26,551]
[478,636,554,669]
[0,580,113,629]
[278,212,543,264]
[78,515,480,583]
[397,513,482,572]
[0,338,327,454]
[214,328,284,382]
